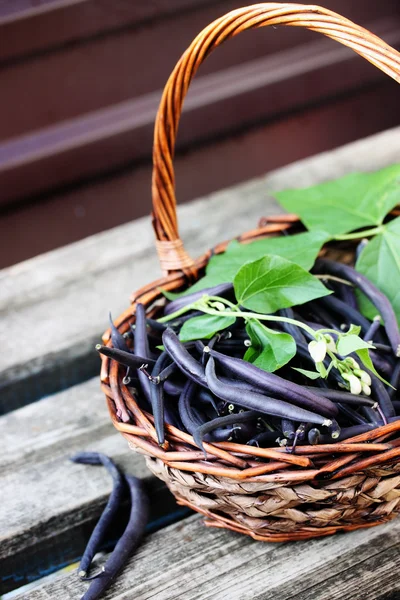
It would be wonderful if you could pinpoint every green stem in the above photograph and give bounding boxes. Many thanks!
[197,307,317,337]
[333,226,383,241]
[158,305,193,323]
[207,296,239,311]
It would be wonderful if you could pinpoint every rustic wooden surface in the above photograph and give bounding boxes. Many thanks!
[2,127,400,598]
[14,515,400,599]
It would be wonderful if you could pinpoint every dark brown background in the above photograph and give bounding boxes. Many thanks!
[1,0,399,268]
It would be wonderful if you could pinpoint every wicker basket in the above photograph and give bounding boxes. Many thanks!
[101,4,400,542]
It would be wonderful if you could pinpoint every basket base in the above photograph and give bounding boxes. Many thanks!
[144,456,400,542]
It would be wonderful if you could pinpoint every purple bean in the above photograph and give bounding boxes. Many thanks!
[163,379,184,397]
[207,348,338,418]
[178,380,204,435]
[363,316,382,343]
[278,308,307,344]
[368,371,395,419]
[109,313,131,353]
[315,259,400,356]
[149,352,172,445]
[205,356,332,428]
[134,304,153,406]
[95,345,155,370]
[81,475,148,600]
[162,328,206,386]
[247,430,280,447]
[361,406,384,426]
[337,403,368,425]
[303,387,375,407]
[193,409,259,454]
[70,452,126,579]
[318,294,371,333]
[281,418,295,440]
[308,428,321,445]
[389,362,400,398]
[164,283,233,315]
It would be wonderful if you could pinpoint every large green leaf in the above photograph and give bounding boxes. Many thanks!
[356,216,400,325]
[179,314,236,342]
[244,319,296,372]
[169,231,328,298]
[274,164,400,236]
[234,255,331,314]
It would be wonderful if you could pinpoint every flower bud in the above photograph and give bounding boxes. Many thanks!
[345,357,360,370]
[308,340,327,363]
[353,369,371,386]
[343,373,362,395]
[361,383,371,396]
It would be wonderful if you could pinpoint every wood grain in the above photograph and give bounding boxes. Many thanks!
[13,512,400,599]
[1,126,399,413]
[0,377,178,595]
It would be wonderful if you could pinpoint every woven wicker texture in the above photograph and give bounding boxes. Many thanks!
[102,4,400,541]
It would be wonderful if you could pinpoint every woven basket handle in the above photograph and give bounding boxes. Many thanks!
[151,3,400,276]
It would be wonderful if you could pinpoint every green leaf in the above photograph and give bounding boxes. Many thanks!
[171,231,328,297]
[244,319,296,372]
[336,334,374,356]
[178,314,236,342]
[356,216,400,326]
[292,367,321,380]
[234,255,331,314]
[274,164,400,236]
[355,348,392,388]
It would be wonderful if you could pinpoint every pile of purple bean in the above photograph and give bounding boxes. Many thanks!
[98,259,400,453]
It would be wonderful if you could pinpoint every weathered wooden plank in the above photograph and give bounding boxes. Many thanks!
[12,511,400,600]
[2,84,400,269]
[0,377,180,595]
[1,126,399,412]
[2,21,398,206]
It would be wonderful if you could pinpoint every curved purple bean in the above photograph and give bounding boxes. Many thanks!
[164,283,233,315]
[70,452,126,580]
[279,308,307,344]
[81,475,149,600]
[205,356,332,428]
[162,328,206,386]
[96,345,155,370]
[207,348,338,418]
[193,409,259,454]
[315,258,400,356]
[178,380,204,435]
[247,430,280,447]
[163,379,184,397]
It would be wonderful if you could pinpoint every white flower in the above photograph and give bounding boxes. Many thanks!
[324,334,336,353]
[342,372,362,395]
[361,383,371,396]
[308,340,327,363]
